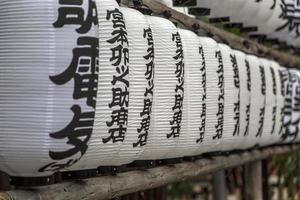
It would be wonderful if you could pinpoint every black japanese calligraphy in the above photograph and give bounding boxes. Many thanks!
[40,0,99,172]
[256,66,266,138]
[270,67,277,135]
[276,0,300,37]
[53,0,98,34]
[49,105,95,160]
[213,51,224,140]
[104,8,130,144]
[197,46,206,143]
[50,37,99,108]
[167,32,184,139]
[133,28,154,147]
[231,54,240,136]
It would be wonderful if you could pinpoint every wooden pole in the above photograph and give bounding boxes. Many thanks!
[212,170,227,200]
[0,145,298,200]
[124,0,300,68]
[244,161,263,200]
[262,159,270,200]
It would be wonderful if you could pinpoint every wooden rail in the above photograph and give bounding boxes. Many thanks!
[0,145,299,200]
[123,0,300,68]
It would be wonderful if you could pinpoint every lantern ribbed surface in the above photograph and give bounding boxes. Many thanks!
[169,29,204,158]
[260,59,277,147]
[0,0,99,176]
[224,1,246,26]
[233,50,250,150]
[282,69,300,143]
[111,7,152,165]
[251,0,275,35]
[139,16,182,160]
[238,1,260,28]
[247,55,266,148]
[217,44,240,151]
[280,67,292,144]
[1,0,300,182]
[71,0,123,169]
[270,62,285,145]
[199,37,222,153]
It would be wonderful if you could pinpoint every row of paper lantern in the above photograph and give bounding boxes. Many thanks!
[0,0,298,179]
[165,0,300,47]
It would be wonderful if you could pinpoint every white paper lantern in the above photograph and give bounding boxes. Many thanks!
[247,55,266,148]
[157,0,190,16]
[267,0,295,44]
[217,44,240,151]
[168,29,204,158]
[259,59,277,147]
[280,67,292,143]
[0,0,99,177]
[270,62,286,145]
[249,1,275,36]
[192,0,232,21]
[198,37,223,153]
[238,1,260,29]
[223,1,247,28]
[282,69,300,143]
[138,16,183,161]
[67,0,127,170]
[233,50,251,150]
[110,7,153,165]
[291,70,300,142]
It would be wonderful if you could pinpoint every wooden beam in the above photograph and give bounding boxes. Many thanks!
[124,0,300,68]
[0,145,298,200]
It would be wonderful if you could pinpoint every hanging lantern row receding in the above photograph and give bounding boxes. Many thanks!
[0,0,299,184]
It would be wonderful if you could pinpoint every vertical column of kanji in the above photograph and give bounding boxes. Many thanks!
[260,59,277,147]
[139,16,180,161]
[38,0,99,173]
[281,69,300,143]
[291,70,300,142]
[168,29,203,158]
[280,67,293,143]
[112,7,153,165]
[217,44,240,152]
[196,38,208,155]
[87,0,129,167]
[198,37,223,153]
[247,55,266,148]
[168,31,184,158]
[271,62,285,145]
[293,2,300,46]
[233,50,251,150]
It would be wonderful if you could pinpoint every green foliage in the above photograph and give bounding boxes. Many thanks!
[272,152,300,200]
[167,181,194,200]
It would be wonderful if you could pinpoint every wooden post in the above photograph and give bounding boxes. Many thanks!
[261,159,269,200]
[212,170,227,200]
[244,161,263,200]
